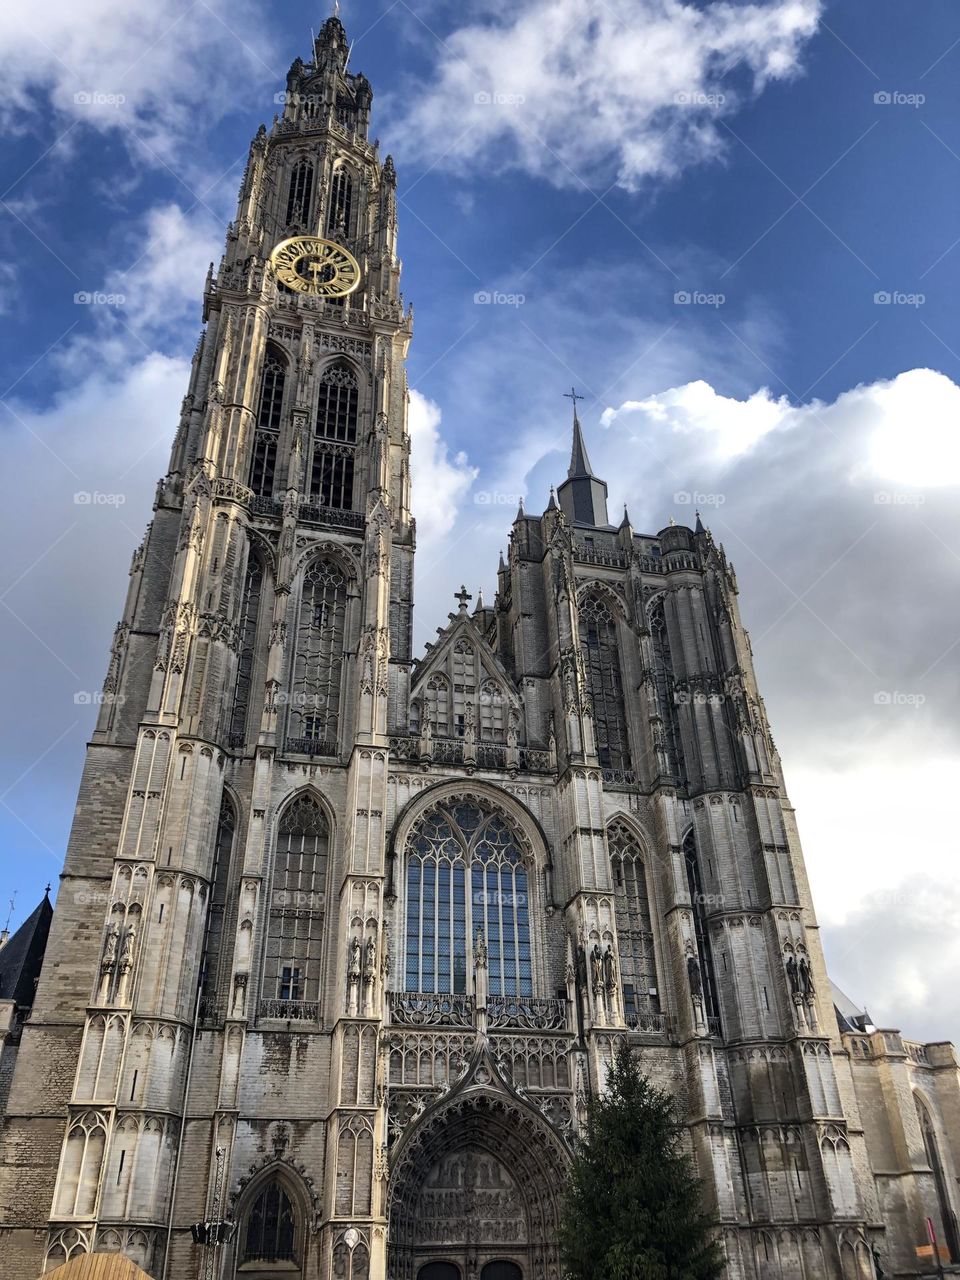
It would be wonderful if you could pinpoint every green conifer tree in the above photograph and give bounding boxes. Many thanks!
[560,1042,725,1279]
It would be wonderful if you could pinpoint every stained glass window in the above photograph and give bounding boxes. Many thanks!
[405,801,532,997]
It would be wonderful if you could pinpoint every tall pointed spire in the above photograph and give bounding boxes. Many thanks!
[556,388,609,527]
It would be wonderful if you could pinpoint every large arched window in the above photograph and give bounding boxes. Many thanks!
[249,354,285,497]
[242,1180,297,1263]
[683,830,721,1029]
[608,822,659,1024]
[230,554,263,747]
[200,795,235,1017]
[309,361,358,511]
[263,795,328,1015]
[328,167,353,234]
[916,1096,960,1262]
[405,800,532,997]
[579,595,631,774]
[285,159,314,228]
[287,558,347,753]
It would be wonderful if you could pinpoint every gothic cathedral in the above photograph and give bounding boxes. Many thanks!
[1,17,958,1280]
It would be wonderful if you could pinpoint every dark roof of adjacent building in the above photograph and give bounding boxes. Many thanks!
[0,890,52,1008]
[831,979,875,1034]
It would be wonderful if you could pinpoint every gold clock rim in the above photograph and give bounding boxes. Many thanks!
[269,234,361,298]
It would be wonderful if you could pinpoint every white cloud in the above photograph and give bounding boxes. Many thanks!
[387,0,821,190]
[408,389,478,546]
[0,0,275,163]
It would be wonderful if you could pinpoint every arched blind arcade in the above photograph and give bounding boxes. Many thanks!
[405,801,532,998]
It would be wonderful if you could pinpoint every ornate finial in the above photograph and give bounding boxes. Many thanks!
[475,588,484,609]
[454,584,472,612]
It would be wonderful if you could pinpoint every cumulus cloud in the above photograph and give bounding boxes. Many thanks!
[0,0,275,162]
[408,389,478,546]
[387,0,821,190]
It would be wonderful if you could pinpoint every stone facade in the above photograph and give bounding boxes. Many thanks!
[0,16,957,1280]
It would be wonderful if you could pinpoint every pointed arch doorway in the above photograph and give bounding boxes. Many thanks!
[389,1080,568,1280]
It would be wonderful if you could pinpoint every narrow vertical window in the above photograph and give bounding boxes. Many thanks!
[579,595,631,775]
[199,796,235,1017]
[230,554,263,746]
[249,354,285,497]
[651,600,686,782]
[328,167,353,234]
[310,361,358,511]
[285,159,314,228]
[608,822,659,1024]
[684,830,721,1029]
[263,795,328,1015]
[287,559,347,753]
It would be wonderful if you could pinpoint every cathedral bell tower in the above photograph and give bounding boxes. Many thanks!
[0,16,412,1280]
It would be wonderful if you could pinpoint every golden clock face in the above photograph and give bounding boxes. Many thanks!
[269,236,361,297]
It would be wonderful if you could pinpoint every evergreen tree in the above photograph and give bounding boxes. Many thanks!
[560,1042,725,1280]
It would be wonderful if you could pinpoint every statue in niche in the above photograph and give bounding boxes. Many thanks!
[576,944,587,990]
[687,952,703,1000]
[591,944,604,991]
[603,944,618,991]
[364,935,377,978]
[785,953,800,995]
[100,922,120,974]
[349,936,362,980]
[119,921,137,973]
[798,955,814,997]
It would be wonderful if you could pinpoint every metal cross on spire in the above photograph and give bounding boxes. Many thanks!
[563,386,585,419]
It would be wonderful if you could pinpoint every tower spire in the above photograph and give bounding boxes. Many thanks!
[556,388,609,528]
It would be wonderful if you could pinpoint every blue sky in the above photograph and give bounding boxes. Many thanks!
[1,0,959,1040]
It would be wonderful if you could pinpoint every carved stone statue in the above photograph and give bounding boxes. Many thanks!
[591,944,604,990]
[785,954,800,995]
[603,945,618,991]
[364,936,377,978]
[118,921,137,973]
[100,922,120,974]
[798,955,814,997]
[475,928,488,968]
[349,936,362,980]
[687,953,703,1000]
[576,945,587,989]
